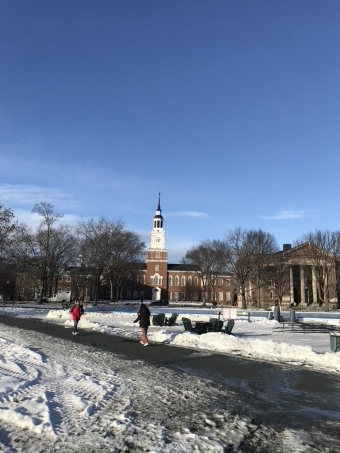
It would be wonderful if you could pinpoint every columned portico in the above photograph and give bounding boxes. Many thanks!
[300,266,306,306]
[312,267,318,304]
[290,266,294,304]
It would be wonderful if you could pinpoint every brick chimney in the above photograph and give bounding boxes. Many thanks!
[282,244,292,252]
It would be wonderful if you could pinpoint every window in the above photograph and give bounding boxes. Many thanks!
[194,276,199,286]
[226,292,231,302]
[168,275,172,286]
[175,276,179,286]
[218,278,223,286]
[140,274,145,284]
[188,276,192,286]
[219,292,223,301]
[174,292,179,300]
[66,276,71,282]
[270,291,274,299]
[133,291,138,299]
[181,292,186,300]
[181,276,185,286]
[225,279,230,286]
[58,277,63,282]
[155,265,159,271]
[169,291,172,300]
[155,252,160,258]
[153,274,159,285]
[193,292,198,301]
[127,291,131,299]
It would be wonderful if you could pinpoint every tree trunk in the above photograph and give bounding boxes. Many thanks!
[241,285,247,309]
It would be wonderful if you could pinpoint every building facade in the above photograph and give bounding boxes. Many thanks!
[246,243,340,309]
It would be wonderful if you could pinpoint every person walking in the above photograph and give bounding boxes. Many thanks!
[133,302,151,346]
[69,300,84,335]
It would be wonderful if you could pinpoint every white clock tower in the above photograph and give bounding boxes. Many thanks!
[150,192,166,250]
[146,193,168,301]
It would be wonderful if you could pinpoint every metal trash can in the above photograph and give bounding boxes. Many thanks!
[273,305,280,322]
[290,309,296,322]
[329,333,340,353]
[267,311,274,320]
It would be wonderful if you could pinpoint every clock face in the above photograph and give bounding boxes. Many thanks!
[155,237,161,243]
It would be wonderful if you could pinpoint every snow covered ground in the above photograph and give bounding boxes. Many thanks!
[0,304,339,452]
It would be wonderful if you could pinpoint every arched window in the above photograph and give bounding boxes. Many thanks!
[188,276,192,286]
[175,276,179,286]
[194,276,199,286]
[153,274,159,285]
[181,276,186,286]
[168,275,172,286]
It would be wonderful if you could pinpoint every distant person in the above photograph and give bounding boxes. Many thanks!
[133,302,151,346]
[69,300,84,335]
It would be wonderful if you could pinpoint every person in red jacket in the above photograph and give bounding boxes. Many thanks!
[69,300,84,335]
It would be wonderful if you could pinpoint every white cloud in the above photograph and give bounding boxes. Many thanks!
[166,211,209,219]
[0,184,77,210]
[136,229,195,262]
[258,209,313,220]
[13,209,81,230]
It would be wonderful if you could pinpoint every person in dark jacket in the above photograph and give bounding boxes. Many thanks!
[134,303,151,346]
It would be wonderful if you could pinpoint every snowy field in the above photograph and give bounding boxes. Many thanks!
[0,304,339,452]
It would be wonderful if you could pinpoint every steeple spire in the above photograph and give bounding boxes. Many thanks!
[153,192,163,229]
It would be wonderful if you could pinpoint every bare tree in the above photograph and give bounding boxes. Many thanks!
[14,215,77,303]
[0,204,20,299]
[182,239,229,306]
[295,230,340,311]
[107,229,145,301]
[248,230,278,307]
[76,218,145,304]
[223,228,278,309]
[267,252,291,305]
[0,203,18,258]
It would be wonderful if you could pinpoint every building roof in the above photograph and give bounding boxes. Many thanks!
[167,263,198,272]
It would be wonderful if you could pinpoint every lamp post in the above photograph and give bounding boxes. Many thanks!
[82,277,87,302]
[5,281,9,302]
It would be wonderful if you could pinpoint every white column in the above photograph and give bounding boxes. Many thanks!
[312,267,318,304]
[300,266,306,306]
[290,266,294,304]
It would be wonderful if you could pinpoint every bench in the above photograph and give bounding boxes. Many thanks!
[275,321,337,334]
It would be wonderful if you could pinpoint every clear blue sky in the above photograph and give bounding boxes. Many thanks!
[1,1,339,261]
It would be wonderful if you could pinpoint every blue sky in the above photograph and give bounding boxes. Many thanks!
[1,1,339,262]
